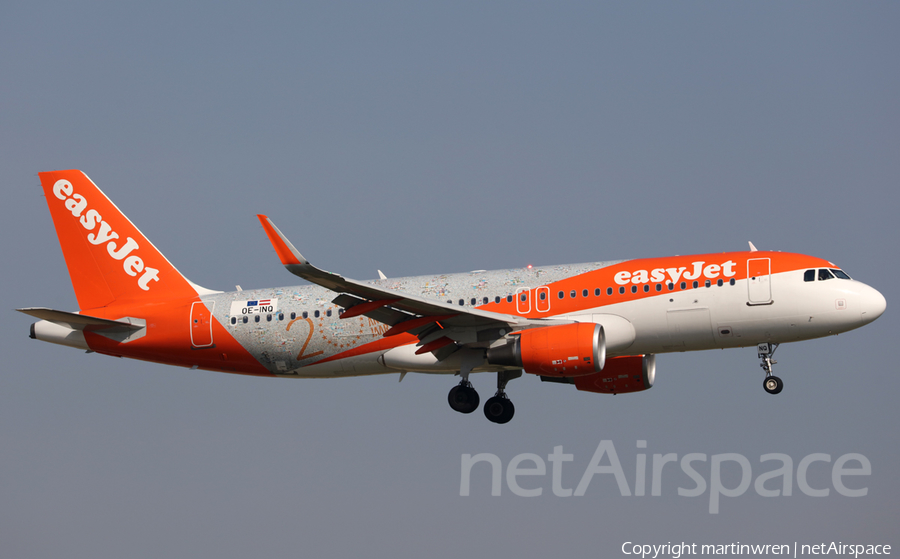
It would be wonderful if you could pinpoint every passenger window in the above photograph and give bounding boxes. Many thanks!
[278,313,284,320]
[804,269,815,282]
[831,269,851,280]
[495,296,501,304]
[539,292,546,301]
[471,298,477,306]
[594,288,600,296]
[506,295,513,303]
[729,278,735,286]
[326,309,332,317]
[717,279,723,287]
[314,310,320,318]
[705,280,711,288]
[483,297,489,305]
[631,285,638,294]
[607,287,613,295]
[582,289,588,297]
[230,317,236,325]
[520,293,527,302]
[693,281,699,289]
[459,299,465,306]
[266,314,272,322]
[242,316,248,323]
[643,285,649,292]
[302,311,308,319]
[570,290,576,298]
[254,315,260,323]
[656,284,662,292]
[680,282,686,290]
[667,283,674,291]
[619,287,625,294]
[818,269,835,281]
[558,291,564,299]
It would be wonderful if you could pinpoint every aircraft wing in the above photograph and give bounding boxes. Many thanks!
[257,215,565,350]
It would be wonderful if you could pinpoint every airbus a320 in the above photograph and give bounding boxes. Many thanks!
[20,170,887,423]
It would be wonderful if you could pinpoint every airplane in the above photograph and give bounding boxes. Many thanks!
[20,170,887,424]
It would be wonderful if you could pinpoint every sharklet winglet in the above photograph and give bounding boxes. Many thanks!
[257,215,308,266]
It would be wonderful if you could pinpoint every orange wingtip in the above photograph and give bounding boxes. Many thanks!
[257,215,303,266]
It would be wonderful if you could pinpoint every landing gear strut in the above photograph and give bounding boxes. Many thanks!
[758,342,783,395]
[483,370,521,424]
[448,350,481,414]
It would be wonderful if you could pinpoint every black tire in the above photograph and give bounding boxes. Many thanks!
[763,376,783,395]
[484,396,515,424]
[461,386,480,414]
[499,398,515,424]
[448,384,480,414]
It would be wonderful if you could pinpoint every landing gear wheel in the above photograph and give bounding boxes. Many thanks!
[763,376,783,395]
[483,395,515,424]
[757,342,783,395]
[448,382,480,414]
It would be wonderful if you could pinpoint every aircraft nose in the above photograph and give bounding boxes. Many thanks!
[859,285,886,325]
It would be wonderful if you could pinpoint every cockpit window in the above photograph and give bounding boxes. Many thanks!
[804,270,815,282]
[818,269,835,281]
[831,269,852,280]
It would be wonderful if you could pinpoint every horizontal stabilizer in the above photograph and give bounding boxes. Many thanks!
[17,307,143,331]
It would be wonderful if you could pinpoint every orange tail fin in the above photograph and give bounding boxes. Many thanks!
[38,170,203,310]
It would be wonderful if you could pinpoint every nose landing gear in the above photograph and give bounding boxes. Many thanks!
[758,342,783,394]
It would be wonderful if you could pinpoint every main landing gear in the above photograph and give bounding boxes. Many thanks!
[448,381,480,414]
[483,370,521,424]
[447,369,522,424]
[758,342,783,395]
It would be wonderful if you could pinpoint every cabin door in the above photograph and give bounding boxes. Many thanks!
[190,301,215,348]
[747,258,772,305]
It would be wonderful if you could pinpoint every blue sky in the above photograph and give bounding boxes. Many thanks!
[2,2,898,557]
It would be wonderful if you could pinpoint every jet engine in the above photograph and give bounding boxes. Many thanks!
[486,323,605,377]
[571,354,656,394]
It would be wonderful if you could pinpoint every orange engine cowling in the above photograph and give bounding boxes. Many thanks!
[486,323,606,377]
[572,354,656,394]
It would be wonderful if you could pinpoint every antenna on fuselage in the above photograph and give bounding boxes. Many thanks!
[748,241,758,252]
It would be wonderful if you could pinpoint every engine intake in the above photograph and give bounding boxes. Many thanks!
[487,323,606,377]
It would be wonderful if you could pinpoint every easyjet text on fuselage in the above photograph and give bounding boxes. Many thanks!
[614,260,738,286]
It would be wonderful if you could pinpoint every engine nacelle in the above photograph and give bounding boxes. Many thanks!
[486,323,605,377]
[572,354,656,394]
